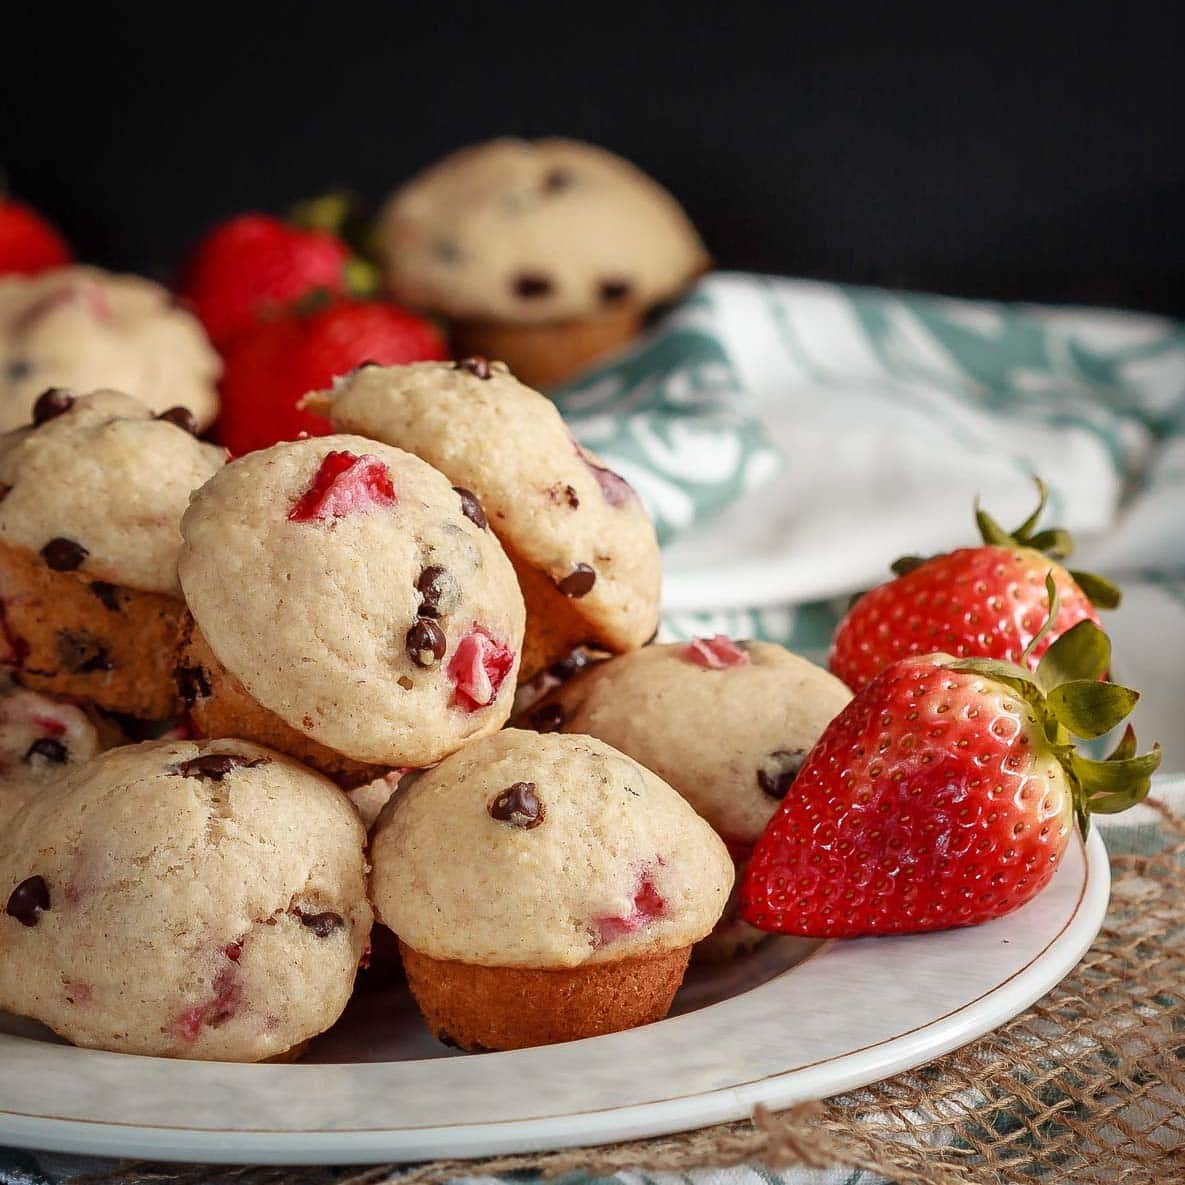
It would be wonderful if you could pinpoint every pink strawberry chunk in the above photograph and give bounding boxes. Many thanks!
[595,873,666,945]
[447,627,514,711]
[168,965,241,1042]
[288,451,396,522]
[682,635,750,669]
[575,444,634,507]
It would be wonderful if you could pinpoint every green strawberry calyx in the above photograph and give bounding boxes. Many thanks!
[893,477,1122,610]
[945,574,1160,836]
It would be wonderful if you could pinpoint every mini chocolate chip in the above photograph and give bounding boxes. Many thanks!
[89,581,123,612]
[557,563,596,598]
[156,406,198,435]
[25,738,67,765]
[542,168,574,193]
[529,702,566,733]
[6,875,49,927]
[513,273,554,299]
[757,750,807,799]
[56,631,111,674]
[298,910,344,938]
[6,359,34,383]
[172,753,267,781]
[415,565,456,618]
[406,618,446,668]
[549,649,595,682]
[32,388,74,425]
[455,356,492,380]
[40,537,88,572]
[174,664,211,705]
[454,486,487,530]
[488,782,543,828]
[599,278,633,305]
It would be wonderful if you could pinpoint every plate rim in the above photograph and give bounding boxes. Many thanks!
[0,829,1110,1165]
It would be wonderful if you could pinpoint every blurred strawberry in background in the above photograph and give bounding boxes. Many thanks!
[215,297,447,455]
[0,194,73,276]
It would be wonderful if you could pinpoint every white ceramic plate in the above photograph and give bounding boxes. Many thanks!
[0,829,1107,1166]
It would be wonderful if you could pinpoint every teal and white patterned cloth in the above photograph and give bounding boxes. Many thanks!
[4,275,1184,1185]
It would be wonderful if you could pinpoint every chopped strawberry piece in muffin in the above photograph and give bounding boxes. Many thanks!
[169,966,241,1043]
[682,635,749,669]
[447,626,515,711]
[595,872,666,944]
[287,451,396,522]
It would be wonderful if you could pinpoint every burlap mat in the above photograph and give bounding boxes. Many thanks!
[74,805,1185,1185]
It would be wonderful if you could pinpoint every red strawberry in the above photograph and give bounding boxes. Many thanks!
[831,480,1118,693]
[216,299,446,456]
[682,635,750,669]
[742,601,1159,938]
[0,197,72,276]
[179,213,351,346]
[287,450,396,522]
[447,627,515,711]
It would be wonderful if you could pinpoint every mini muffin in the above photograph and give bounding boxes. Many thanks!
[370,729,733,1051]
[307,361,660,679]
[0,390,225,719]
[522,638,852,961]
[0,739,371,1061]
[380,138,709,387]
[176,435,525,785]
[0,683,105,827]
[0,265,220,433]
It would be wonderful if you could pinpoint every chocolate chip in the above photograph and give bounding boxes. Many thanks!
[542,168,574,193]
[556,564,596,598]
[488,782,543,828]
[298,910,344,938]
[513,273,554,299]
[156,406,198,435]
[529,702,566,733]
[32,388,74,425]
[171,753,267,781]
[454,487,487,530]
[40,537,88,572]
[25,738,67,765]
[56,631,111,674]
[89,581,122,612]
[6,359,34,383]
[549,649,595,682]
[415,565,457,618]
[455,356,492,380]
[599,278,633,305]
[6,875,49,927]
[757,750,807,799]
[406,618,446,668]
[174,664,211,705]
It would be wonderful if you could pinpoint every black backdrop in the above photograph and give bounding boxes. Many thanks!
[5,2,1183,314]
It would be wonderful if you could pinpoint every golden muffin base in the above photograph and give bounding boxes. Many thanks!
[175,616,384,789]
[399,940,692,1052]
[449,307,644,390]
[0,539,184,719]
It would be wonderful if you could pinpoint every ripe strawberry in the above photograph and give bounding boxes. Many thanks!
[179,213,352,346]
[742,600,1159,938]
[287,451,396,522]
[831,481,1119,693]
[0,197,72,276]
[216,299,446,456]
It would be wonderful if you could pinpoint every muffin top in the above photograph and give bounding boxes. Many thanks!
[0,266,220,433]
[370,729,734,968]
[0,739,370,1061]
[525,640,852,845]
[178,434,526,767]
[381,138,709,324]
[307,361,661,657]
[0,389,225,595]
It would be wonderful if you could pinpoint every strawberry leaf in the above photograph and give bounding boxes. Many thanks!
[1047,679,1139,739]
[1069,568,1122,610]
[1070,744,1161,811]
[890,555,927,576]
[974,502,1014,547]
[1020,572,1061,664]
[1026,527,1074,559]
[1011,477,1049,542]
[1106,723,1138,762]
[1036,620,1111,692]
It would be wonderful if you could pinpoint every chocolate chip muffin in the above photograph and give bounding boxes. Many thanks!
[0,390,225,719]
[0,739,371,1061]
[380,138,709,387]
[306,360,660,680]
[521,638,852,961]
[176,434,525,786]
[0,265,220,433]
[370,729,733,1051]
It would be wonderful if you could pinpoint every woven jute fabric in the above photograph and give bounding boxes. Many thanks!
[74,805,1185,1185]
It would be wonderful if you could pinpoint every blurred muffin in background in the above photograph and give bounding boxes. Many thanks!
[380,138,709,388]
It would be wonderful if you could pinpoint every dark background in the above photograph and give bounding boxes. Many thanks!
[5,3,1183,314]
